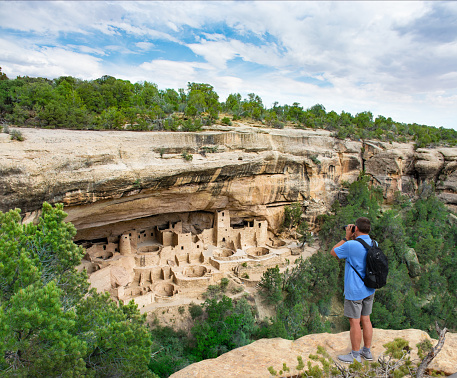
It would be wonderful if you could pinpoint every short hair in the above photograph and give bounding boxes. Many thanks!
[355,217,371,233]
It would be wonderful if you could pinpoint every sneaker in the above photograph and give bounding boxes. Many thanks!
[337,351,362,363]
[359,348,373,361]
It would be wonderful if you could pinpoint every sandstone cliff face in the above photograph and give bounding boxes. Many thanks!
[1,125,456,239]
[169,329,457,377]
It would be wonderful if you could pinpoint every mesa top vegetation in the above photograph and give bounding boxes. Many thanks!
[0,68,456,148]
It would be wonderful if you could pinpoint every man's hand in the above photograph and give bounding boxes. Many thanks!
[331,224,357,257]
[346,224,356,240]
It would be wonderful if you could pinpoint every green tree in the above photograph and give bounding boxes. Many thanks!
[12,78,55,112]
[133,81,160,109]
[75,292,154,376]
[242,93,264,120]
[283,202,302,230]
[318,173,383,251]
[1,281,88,376]
[305,104,326,128]
[185,83,220,120]
[354,111,374,131]
[0,74,21,115]
[97,106,125,129]
[258,265,283,305]
[259,251,338,340]
[0,67,8,81]
[224,93,242,117]
[76,80,104,113]
[0,204,154,376]
[149,326,195,377]
[285,102,304,123]
[190,296,255,359]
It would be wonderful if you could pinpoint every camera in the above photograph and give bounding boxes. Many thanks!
[342,225,356,233]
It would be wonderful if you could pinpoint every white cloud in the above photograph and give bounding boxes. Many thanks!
[135,42,155,51]
[0,1,456,129]
[186,40,238,69]
[67,45,107,56]
[137,59,212,89]
[186,37,286,71]
[0,37,103,80]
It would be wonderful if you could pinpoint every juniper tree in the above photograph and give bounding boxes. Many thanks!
[0,203,155,377]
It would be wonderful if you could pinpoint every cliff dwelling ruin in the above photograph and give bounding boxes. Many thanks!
[78,210,303,309]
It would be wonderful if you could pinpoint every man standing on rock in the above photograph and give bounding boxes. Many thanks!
[330,217,375,363]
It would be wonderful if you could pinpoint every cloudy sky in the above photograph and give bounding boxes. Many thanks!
[1,1,456,129]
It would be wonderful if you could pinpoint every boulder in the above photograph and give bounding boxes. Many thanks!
[405,247,421,277]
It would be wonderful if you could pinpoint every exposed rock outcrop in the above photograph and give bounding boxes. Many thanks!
[1,125,456,241]
[405,247,421,277]
[170,329,457,377]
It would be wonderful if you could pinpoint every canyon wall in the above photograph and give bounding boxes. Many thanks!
[1,124,456,240]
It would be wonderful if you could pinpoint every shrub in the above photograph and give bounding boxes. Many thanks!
[182,151,193,161]
[10,129,25,141]
[221,116,232,125]
[182,118,202,132]
[231,286,244,294]
[205,284,221,298]
[220,277,229,291]
[310,154,321,165]
[200,145,218,154]
[163,117,178,131]
[132,179,142,189]
[268,338,443,377]
[272,120,284,129]
[417,338,433,359]
[189,302,203,319]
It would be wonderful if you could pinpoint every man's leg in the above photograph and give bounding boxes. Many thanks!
[339,299,363,363]
[359,294,375,360]
[360,315,372,348]
[349,317,362,351]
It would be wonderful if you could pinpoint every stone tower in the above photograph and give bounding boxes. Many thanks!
[214,210,231,247]
[119,233,132,255]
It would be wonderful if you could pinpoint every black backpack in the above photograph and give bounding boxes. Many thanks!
[349,238,388,289]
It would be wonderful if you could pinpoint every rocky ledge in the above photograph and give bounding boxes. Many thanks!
[1,125,456,238]
[170,329,457,377]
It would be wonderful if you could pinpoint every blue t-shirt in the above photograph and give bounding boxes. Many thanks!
[334,234,376,300]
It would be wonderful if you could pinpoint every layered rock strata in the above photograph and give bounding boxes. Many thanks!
[1,125,456,239]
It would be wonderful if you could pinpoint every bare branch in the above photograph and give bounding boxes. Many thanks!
[416,322,448,378]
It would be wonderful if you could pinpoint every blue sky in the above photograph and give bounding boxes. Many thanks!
[1,1,456,129]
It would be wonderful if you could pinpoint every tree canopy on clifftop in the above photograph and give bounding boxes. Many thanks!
[1,72,456,148]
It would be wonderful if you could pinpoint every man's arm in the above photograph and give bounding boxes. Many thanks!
[331,239,346,257]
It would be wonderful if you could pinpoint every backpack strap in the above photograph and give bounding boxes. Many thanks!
[355,238,372,249]
[347,238,373,281]
[348,261,364,281]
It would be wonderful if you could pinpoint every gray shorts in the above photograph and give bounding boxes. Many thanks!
[344,293,375,319]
